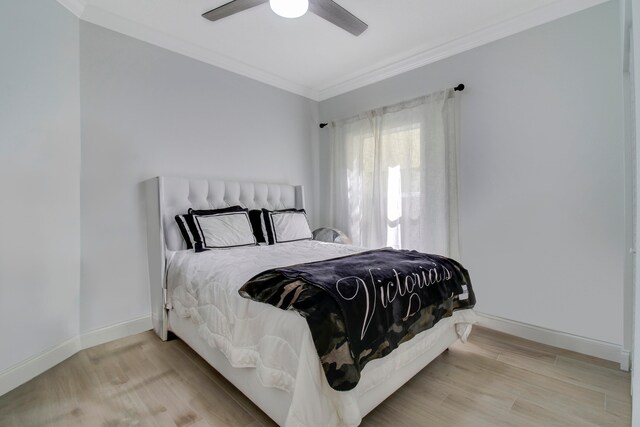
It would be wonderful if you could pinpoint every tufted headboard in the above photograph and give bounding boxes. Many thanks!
[144,176,305,339]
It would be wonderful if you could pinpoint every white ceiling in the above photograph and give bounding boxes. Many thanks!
[60,0,608,100]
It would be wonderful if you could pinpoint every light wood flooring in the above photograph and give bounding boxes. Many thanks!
[0,326,631,426]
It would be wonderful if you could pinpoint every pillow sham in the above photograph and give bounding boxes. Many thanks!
[175,214,198,250]
[188,206,245,216]
[262,208,312,245]
[249,210,267,244]
[193,210,257,250]
[175,206,246,250]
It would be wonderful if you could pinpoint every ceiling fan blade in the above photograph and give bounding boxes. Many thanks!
[202,0,268,22]
[308,0,368,36]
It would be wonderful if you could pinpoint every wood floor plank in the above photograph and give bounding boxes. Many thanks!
[509,398,599,427]
[141,341,259,426]
[0,327,630,426]
[497,350,630,402]
[170,340,277,427]
[436,346,611,424]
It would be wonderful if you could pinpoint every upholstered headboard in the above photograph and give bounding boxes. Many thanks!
[144,176,305,339]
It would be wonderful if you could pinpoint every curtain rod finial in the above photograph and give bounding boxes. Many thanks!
[454,84,465,92]
[319,123,328,129]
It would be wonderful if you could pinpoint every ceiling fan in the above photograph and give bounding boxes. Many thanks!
[202,0,368,36]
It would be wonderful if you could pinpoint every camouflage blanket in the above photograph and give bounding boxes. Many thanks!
[238,248,475,391]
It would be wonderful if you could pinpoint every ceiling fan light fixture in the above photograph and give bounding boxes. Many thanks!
[269,0,309,18]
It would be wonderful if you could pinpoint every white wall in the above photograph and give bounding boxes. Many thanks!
[319,2,625,346]
[0,1,81,372]
[79,23,320,333]
[622,0,635,371]
[630,0,640,419]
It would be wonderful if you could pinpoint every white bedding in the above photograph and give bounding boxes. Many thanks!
[167,240,477,426]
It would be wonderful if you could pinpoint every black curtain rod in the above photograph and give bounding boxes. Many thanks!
[319,83,465,129]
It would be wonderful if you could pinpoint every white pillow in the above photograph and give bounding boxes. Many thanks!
[194,211,257,249]
[265,210,312,244]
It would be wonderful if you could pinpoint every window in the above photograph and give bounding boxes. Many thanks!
[331,89,460,258]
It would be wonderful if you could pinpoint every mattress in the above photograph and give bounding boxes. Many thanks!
[167,240,477,426]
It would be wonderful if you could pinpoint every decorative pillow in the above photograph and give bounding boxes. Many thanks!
[188,206,245,216]
[175,214,199,249]
[262,209,312,244]
[249,210,267,244]
[193,210,257,250]
[175,206,246,250]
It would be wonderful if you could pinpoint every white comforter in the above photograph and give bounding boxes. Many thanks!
[167,240,476,426]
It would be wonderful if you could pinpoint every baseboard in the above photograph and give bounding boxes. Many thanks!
[0,337,81,397]
[0,314,152,397]
[477,312,627,370]
[620,349,631,372]
[80,315,152,349]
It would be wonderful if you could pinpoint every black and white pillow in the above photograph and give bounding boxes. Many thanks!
[188,206,246,216]
[175,214,199,250]
[262,209,312,245]
[249,210,267,244]
[193,210,257,250]
[175,206,246,250]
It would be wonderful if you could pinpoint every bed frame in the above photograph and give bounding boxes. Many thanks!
[145,176,468,426]
[144,176,305,340]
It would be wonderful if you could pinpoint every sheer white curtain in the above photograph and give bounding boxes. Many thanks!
[330,89,460,259]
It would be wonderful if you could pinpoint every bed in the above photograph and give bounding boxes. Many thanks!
[145,176,477,427]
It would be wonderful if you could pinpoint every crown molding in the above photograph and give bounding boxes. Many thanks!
[80,5,320,100]
[66,0,609,101]
[315,0,611,100]
[57,0,86,18]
